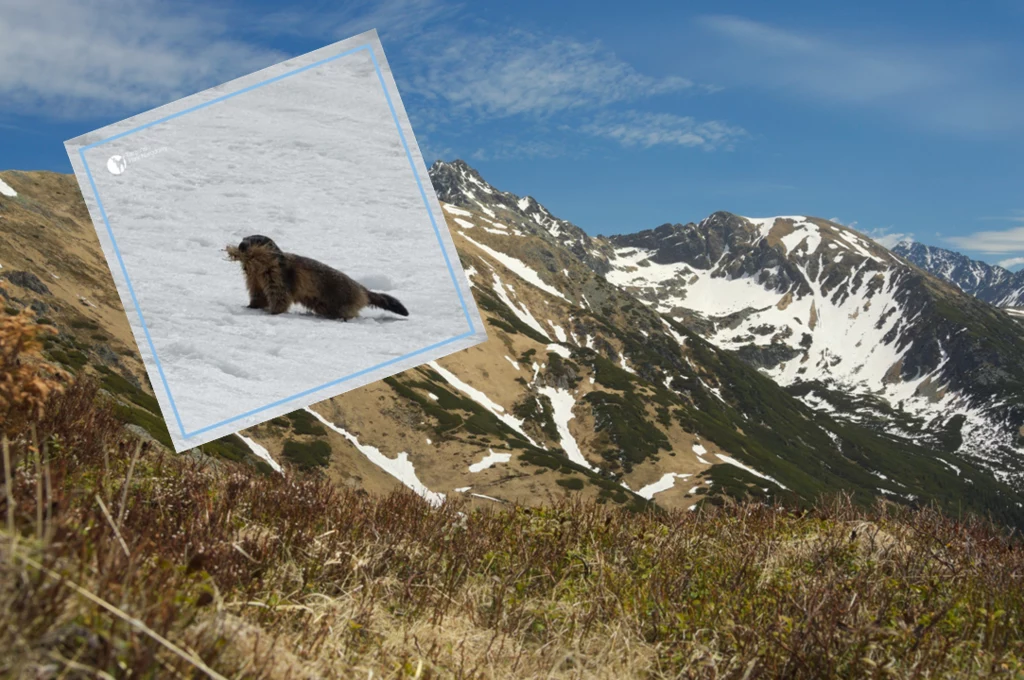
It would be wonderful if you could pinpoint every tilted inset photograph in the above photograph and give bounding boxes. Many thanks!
[64,31,486,452]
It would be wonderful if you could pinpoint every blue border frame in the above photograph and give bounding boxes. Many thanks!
[77,42,477,441]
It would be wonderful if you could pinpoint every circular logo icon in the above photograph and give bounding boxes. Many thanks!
[106,155,127,175]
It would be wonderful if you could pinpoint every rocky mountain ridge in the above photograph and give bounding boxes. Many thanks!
[428,161,1024,494]
[892,240,1024,308]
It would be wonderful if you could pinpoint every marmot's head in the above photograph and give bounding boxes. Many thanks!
[238,235,281,253]
[225,234,282,262]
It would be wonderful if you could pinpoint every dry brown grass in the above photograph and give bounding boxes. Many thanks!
[3,311,1024,679]
[0,307,69,439]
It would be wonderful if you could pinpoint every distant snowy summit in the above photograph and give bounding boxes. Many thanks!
[892,240,1024,307]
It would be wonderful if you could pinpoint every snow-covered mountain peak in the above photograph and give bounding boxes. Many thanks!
[600,210,1024,479]
[429,160,611,273]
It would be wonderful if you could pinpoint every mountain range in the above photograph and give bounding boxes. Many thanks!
[892,240,1024,308]
[430,160,1024,494]
[1,162,1023,528]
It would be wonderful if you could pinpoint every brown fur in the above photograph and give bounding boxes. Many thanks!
[225,235,408,321]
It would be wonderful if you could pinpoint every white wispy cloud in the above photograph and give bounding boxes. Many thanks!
[694,14,1024,135]
[997,256,1024,269]
[834,220,913,250]
[975,211,1024,225]
[245,2,697,124]
[866,227,914,249]
[944,226,1024,254]
[249,0,458,43]
[579,111,746,151]
[0,0,286,118]
[330,0,460,41]
[369,13,741,156]
[469,139,570,161]
[0,0,740,159]
[406,30,693,120]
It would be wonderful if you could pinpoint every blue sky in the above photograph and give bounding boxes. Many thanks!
[1,0,1023,270]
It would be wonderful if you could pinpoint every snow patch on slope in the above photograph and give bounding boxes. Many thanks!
[238,434,282,474]
[442,203,471,217]
[469,449,512,473]
[490,273,550,340]
[462,233,567,300]
[619,353,636,374]
[538,385,596,472]
[546,344,572,359]
[607,246,783,317]
[637,472,692,500]
[779,220,822,255]
[471,493,505,503]
[428,361,541,447]
[305,408,444,507]
[714,453,788,490]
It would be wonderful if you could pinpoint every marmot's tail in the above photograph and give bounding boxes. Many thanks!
[367,291,409,317]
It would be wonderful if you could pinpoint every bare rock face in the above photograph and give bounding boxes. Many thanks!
[2,270,51,295]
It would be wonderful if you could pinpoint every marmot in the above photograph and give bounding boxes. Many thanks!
[225,235,409,321]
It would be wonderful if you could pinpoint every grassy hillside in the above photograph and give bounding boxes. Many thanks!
[4,309,1024,678]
